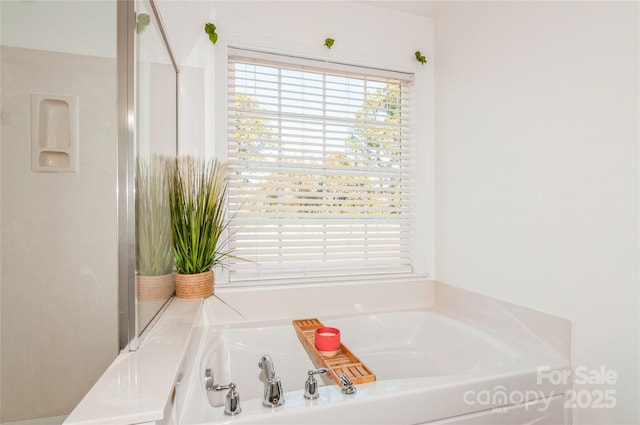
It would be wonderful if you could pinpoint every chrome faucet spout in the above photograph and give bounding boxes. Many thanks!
[258,355,275,378]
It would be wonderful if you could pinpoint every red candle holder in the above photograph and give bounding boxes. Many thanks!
[315,327,341,356]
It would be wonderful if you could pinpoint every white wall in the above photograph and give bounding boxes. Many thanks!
[0,1,118,421]
[136,0,178,158]
[434,2,638,424]
[154,1,639,423]
[155,0,436,275]
[156,0,434,156]
[1,0,116,58]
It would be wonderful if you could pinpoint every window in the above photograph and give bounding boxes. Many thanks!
[226,48,415,283]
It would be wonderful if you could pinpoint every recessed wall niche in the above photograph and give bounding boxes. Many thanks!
[31,93,79,172]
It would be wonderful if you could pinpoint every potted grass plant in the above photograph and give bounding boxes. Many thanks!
[169,156,231,298]
[135,155,175,301]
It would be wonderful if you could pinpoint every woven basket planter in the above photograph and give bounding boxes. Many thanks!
[136,273,176,302]
[175,270,214,299]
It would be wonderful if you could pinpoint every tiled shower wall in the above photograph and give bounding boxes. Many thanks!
[0,46,118,422]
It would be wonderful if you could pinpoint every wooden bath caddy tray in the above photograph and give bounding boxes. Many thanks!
[292,318,376,386]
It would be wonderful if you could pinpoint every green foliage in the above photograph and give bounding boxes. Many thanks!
[324,38,335,49]
[136,13,151,34]
[232,83,404,216]
[233,93,276,160]
[169,157,230,274]
[136,155,174,276]
[204,23,218,45]
[415,50,427,65]
[348,83,402,167]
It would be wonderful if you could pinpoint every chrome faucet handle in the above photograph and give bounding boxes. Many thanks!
[304,368,329,400]
[204,369,241,415]
[339,373,357,395]
[213,382,241,416]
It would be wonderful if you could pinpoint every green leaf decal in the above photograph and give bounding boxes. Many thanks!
[205,23,218,45]
[136,13,150,34]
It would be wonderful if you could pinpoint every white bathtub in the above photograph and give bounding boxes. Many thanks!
[178,308,571,424]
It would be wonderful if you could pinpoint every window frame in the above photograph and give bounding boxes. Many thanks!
[212,38,434,287]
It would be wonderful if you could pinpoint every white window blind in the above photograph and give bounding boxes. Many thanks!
[227,48,415,283]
